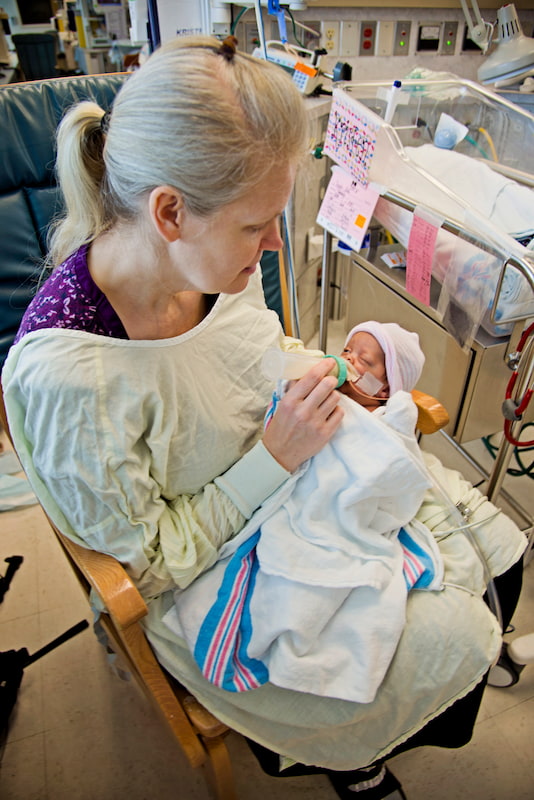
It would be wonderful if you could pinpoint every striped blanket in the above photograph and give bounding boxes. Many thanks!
[167,392,444,703]
[193,520,442,695]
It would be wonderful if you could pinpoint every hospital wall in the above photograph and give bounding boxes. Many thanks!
[234,5,534,84]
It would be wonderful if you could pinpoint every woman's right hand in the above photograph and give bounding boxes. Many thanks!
[262,358,344,472]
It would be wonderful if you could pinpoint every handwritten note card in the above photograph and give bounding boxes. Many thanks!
[317,166,380,250]
[406,211,440,306]
[323,89,382,186]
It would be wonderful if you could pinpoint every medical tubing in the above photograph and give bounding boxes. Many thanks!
[231,6,250,35]
[422,463,503,632]
[431,509,501,541]
[504,417,534,448]
[282,209,300,338]
[482,427,534,479]
[502,322,534,447]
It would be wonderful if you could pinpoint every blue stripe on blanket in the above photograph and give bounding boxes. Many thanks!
[194,529,269,692]
[398,526,436,591]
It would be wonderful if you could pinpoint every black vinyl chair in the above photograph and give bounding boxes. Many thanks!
[0,73,128,369]
[12,32,58,81]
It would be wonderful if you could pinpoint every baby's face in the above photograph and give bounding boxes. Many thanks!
[339,332,389,408]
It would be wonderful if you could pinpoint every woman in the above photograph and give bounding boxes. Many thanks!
[2,36,525,800]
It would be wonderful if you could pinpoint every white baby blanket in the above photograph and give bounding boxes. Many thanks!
[165,392,444,703]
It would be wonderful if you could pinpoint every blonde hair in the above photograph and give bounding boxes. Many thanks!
[48,36,309,265]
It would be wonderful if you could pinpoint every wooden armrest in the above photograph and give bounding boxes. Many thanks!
[411,389,450,435]
[181,693,230,739]
[55,530,148,630]
[58,529,211,770]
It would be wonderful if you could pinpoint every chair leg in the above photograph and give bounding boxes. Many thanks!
[202,734,239,800]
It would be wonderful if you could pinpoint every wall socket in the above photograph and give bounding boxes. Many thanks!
[341,21,358,57]
[322,21,340,56]
[359,21,377,56]
[376,20,394,56]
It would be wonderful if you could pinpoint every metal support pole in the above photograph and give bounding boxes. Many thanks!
[319,230,333,353]
[486,337,534,503]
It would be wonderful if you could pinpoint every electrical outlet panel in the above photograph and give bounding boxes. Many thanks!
[376,20,394,57]
[359,21,377,57]
[212,22,231,38]
[417,23,440,53]
[322,21,340,56]
[440,21,458,55]
[272,19,321,50]
[341,21,358,57]
[393,20,411,56]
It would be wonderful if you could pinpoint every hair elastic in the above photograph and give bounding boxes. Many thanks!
[218,35,238,61]
[100,109,112,135]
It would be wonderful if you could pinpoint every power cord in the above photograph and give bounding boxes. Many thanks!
[482,425,534,479]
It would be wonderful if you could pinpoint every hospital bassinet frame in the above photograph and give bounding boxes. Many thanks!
[316,78,534,529]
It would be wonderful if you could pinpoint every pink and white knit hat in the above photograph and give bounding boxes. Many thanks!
[344,321,425,394]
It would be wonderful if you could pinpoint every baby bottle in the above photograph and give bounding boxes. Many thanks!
[261,349,352,388]
[261,349,384,395]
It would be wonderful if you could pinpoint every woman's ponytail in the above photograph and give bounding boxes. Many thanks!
[47,102,111,266]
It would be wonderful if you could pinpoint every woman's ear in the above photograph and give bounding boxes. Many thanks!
[148,186,185,243]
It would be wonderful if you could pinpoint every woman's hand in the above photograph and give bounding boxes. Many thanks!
[262,358,344,472]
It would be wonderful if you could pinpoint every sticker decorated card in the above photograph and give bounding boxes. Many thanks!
[323,88,382,186]
[317,166,380,250]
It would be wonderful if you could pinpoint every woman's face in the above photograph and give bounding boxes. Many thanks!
[173,161,296,295]
[339,332,389,407]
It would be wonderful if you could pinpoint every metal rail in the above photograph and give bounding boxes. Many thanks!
[318,187,534,352]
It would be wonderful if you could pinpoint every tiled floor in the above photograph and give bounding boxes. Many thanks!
[1,323,533,799]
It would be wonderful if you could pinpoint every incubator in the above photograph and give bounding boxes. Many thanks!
[317,76,534,445]
[313,75,534,544]
[345,74,534,177]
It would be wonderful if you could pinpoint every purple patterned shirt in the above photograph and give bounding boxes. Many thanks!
[15,245,127,343]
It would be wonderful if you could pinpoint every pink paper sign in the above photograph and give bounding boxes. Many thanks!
[406,213,439,306]
[316,167,380,250]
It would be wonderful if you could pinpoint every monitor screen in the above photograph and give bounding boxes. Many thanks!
[18,0,55,26]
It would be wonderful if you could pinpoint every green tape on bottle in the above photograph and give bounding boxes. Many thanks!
[324,355,347,388]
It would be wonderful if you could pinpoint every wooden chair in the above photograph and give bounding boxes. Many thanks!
[412,388,449,435]
[0,384,238,800]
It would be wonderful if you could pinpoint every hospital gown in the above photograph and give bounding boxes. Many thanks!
[2,263,527,770]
